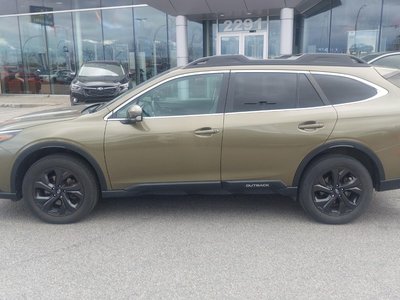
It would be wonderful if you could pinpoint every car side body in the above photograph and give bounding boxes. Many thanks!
[1,54,400,223]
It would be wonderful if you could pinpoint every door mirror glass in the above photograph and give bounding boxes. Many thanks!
[126,105,143,122]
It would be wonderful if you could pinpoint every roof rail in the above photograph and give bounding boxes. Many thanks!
[185,54,369,68]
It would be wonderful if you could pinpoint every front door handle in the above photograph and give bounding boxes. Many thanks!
[298,121,324,130]
[194,127,220,135]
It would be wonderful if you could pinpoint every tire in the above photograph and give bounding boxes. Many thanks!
[299,155,373,224]
[22,155,99,224]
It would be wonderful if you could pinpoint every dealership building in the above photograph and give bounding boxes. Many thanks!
[0,0,399,95]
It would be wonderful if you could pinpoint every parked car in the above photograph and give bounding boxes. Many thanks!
[37,69,57,83]
[55,69,74,84]
[70,61,131,105]
[1,54,400,224]
[362,52,400,69]
[349,43,373,54]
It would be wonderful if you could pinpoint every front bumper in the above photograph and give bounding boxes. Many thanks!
[70,92,119,104]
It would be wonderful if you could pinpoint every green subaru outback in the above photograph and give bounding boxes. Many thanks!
[1,54,400,224]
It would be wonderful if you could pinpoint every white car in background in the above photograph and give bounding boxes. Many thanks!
[362,52,400,69]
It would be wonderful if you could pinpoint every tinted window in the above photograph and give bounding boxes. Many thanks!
[372,55,400,69]
[313,74,377,104]
[115,73,224,118]
[229,73,297,112]
[298,74,324,108]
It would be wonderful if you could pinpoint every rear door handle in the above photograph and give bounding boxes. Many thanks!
[298,121,324,130]
[194,127,220,135]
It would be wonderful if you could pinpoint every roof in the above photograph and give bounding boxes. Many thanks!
[185,54,370,69]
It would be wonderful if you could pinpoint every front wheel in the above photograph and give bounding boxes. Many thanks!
[299,155,373,224]
[22,155,99,224]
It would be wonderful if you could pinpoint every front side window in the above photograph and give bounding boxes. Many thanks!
[313,74,377,105]
[114,73,224,118]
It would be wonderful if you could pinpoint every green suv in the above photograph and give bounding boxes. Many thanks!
[1,54,400,224]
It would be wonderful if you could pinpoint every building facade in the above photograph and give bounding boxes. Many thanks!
[0,0,399,95]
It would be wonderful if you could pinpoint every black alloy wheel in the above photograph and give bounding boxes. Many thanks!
[299,155,373,224]
[23,155,98,223]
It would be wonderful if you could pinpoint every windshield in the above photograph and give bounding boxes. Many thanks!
[78,63,124,77]
[362,53,382,62]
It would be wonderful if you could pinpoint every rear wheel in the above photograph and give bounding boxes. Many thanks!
[22,155,99,224]
[299,155,373,224]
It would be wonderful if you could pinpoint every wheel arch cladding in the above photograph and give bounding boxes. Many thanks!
[11,142,108,198]
[293,141,385,190]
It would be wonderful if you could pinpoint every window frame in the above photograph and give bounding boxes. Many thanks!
[106,71,230,121]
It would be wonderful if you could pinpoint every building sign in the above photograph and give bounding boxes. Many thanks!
[218,18,266,32]
[30,6,54,27]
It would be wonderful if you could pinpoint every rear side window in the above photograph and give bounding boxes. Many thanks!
[313,74,377,104]
[227,72,324,112]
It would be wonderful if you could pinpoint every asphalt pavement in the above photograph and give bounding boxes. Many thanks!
[0,96,400,299]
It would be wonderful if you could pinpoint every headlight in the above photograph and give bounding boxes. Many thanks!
[0,130,22,143]
[119,82,129,92]
[71,82,82,92]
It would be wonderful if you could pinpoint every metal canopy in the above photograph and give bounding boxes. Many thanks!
[135,0,305,19]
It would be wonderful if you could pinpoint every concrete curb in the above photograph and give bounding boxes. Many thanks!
[0,103,58,108]
[0,95,70,108]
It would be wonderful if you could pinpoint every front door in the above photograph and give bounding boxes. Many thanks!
[217,32,268,59]
[104,72,228,190]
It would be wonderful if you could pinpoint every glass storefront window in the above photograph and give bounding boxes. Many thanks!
[72,10,104,67]
[330,0,381,56]
[268,16,280,58]
[380,0,400,51]
[19,15,49,94]
[300,0,400,55]
[0,17,22,94]
[302,10,330,53]
[102,8,134,74]
[46,12,75,94]
[134,6,168,82]
[188,21,203,62]
[168,15,177,68]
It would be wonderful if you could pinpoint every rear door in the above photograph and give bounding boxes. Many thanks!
[221,71,338,189]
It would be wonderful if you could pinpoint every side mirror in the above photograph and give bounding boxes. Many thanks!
[126,105,143,123]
